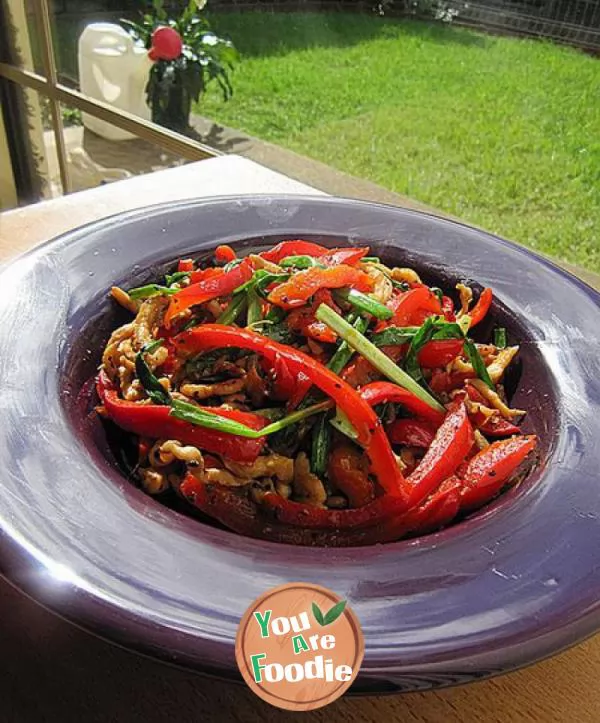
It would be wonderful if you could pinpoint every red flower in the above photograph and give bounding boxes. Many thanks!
[149,26,183,62]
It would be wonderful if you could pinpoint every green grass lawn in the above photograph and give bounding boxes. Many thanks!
[200,13,600,270]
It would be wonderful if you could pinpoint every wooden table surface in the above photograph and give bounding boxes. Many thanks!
[1,156,598,723]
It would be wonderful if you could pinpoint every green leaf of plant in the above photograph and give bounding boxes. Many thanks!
[312,602,325,626]
[323,600,347,626]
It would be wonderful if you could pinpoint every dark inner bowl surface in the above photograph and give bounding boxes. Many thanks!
[60,233,555,541]
[2,196,600,693]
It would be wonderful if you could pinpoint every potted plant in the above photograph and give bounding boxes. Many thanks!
[121,0,238,134]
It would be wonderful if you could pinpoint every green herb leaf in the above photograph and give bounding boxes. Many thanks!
[185,347,249,380]
[335,288,393,320]
[265,305,286,324]
[315,305,445,413]
[169,398,332,439]
[430,287,444,304]
[329,407,359,441]
[246,288,262,326]
[233,268,268,295]
[323,600,347,626]
[310,413,331,477]
[255,321,297,345]
[165,271,190,287]
[216,293,247,325]
[464,339,495,389]
[312,602,325,626]
[404,318,465,383]
[494,327,507,349]
[328,314,369,375]
[280,255,323,269]
[135,344,170,406]
[254,272,290,299]
[362,256,380,264]
[128,284,178,300]
[223,258,243,272]
[370,326,420,347]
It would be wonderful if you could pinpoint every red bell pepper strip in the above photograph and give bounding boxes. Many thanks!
[360,381,446,426]
[347,475,462,542]
[178,258,194,273]
[260,491,406,529]
[164,258,253,326]
[478,415,521,437]
[174,325,409,502]
[268,265,374,310]
[388,418,437,448]
[96,371,266,463]
[386,286,443,328]
[319,247,370,267]
[180,474,403,546]
[265,354,312,409]
[405,475,462,535]
[189,267,222,284]
[286,289,339,344]
[417,339,464,368]
[260,240,329,263]
[459,435,537,510]
[469,287,492,328]
[406,403,474,507]
[464,383,521,436]
[214,244,237,264]
[430,370,475,394]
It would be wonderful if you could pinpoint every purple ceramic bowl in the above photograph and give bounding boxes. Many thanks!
[1,196,599,692]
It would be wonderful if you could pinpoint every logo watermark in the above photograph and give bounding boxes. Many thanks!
[235,582,364,711]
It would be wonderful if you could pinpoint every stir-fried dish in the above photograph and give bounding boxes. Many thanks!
[97,240,537,546]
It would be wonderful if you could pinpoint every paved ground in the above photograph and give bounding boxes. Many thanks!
[43,114,434,215]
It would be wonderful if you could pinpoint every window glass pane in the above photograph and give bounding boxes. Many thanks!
[58,101,188,195]
[3,0,39,72]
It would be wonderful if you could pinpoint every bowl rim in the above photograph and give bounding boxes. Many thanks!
[1,194,600,692]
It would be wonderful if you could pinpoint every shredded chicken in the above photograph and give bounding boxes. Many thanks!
[470,379,526,419]
[102,322,135,380]
[487,346,520,384]
[205,468,249,487]
[292,453,327,507]
[276,482,292,499]
[476,344,498,360]
[465,399,497,422]
[363,264,393,304]
[473,429,490,450]
[450,357,476,375]
[139,468,168,495]
[111,286,139,314]
[180,378,246,400]
[224,454,294,484]
[133,296,168,351]
[391,267,421,285]
[248,254,282,273]
[158,440,204,467]
[206,299,223,319]
[456,283,473,317]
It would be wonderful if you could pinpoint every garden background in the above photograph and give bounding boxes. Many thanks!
[31,0,600,269]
